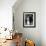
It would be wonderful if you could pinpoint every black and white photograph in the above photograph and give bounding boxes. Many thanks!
[23,12,36,28]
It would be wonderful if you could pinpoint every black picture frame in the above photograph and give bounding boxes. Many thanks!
[23,12,36,28]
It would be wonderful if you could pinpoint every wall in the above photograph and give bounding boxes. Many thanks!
[0,0,16,30]
[41,0,46,46]
[13,0,41,46]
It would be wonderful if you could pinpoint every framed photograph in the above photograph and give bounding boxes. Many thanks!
[23,12,36,28]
